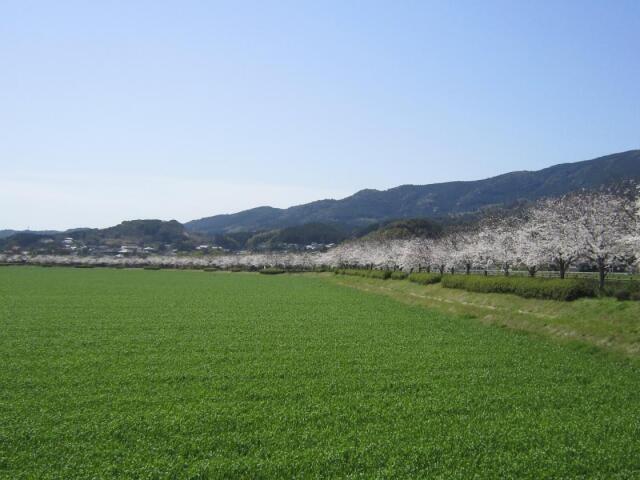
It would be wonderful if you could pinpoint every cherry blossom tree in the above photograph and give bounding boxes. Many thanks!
[429,237,454,274]
[514,214,549,277]
[475,218,519,276]
[524,197,582,278]
[405,238,433,272]
[448,230,479,275]
[568,190,636,288]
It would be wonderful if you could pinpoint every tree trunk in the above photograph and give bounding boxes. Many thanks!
[465,263,471,275]
[528,266,536,277]
[558,260,566,279]
[450,267,455,275]
[439,265,445,275]
[598,258,607,289]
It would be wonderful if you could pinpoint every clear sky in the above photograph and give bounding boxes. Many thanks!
[1,0,639,230]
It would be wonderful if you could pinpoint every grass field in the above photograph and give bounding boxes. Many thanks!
[2,267,640,478]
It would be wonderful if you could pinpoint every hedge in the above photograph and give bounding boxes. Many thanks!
[390,271,408,280]
[335,269,441,283]
[334,269,392,280]
[602,281,640,301]
[407,273,442,285]
[259,268,286,275]
[440,275,596,301]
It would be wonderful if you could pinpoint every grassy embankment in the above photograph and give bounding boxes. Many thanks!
[326,273,640,358]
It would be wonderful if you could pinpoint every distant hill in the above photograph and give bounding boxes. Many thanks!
[185,150,640,234]
[0,220,195,253]
[246,222,348,250]
[0,229,60,239]
[65,220,190,246]
[102,219,186,243]
[0,230,20,239]
[360,218,443,241]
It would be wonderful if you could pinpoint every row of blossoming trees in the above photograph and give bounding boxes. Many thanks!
[326,188,640,287]
[3,188,638,288]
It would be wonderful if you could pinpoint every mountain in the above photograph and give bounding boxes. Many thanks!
[0,229,60,239]
[186,149,640,234]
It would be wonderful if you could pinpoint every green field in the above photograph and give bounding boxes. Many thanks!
[2,267,640,478]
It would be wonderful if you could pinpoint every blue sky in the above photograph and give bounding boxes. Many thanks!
[1,0,638,230]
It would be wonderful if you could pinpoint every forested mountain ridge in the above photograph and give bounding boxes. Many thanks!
[186,150,640,234]
[4,150,639,250]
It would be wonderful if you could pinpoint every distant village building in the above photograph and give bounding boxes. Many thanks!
[118,245,139,256]
[196,245,224,252]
